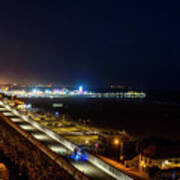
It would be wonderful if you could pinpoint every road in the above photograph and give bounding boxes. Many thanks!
[0,104,116,180]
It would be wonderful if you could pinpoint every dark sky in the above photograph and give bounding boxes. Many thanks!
[0,1,179,89]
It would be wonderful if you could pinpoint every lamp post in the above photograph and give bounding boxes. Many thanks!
[113,138,124,162]
[113,138,120,161]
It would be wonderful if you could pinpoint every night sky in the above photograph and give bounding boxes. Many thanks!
[0,1,179,89]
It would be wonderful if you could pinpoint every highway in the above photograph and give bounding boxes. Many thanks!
[0,103,117,180]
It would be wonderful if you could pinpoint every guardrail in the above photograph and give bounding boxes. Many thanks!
[88,153,133,180]
[5,104,78,151]
[0,103,89,180]
[1,101,133,180]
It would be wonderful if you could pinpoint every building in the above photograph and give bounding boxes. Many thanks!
[138,145,180,171]
[125,137,180,179]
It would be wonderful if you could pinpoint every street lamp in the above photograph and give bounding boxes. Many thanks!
[113,138,124,162]
[113,138,120,161]
[113,138,120,146]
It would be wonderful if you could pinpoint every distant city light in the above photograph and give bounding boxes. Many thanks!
[79,86,83,93]
[0,85,146,99]
[32,88,39,93]
[45,89,51,94]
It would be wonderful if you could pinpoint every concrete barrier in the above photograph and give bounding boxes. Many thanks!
[1,101,132,180]
[0,110,89,180]
[88,153,133,180]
